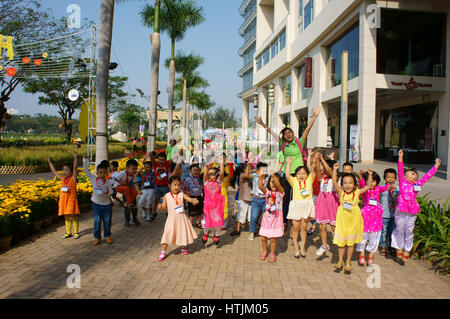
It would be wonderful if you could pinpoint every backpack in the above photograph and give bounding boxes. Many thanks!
[279,137,307,172]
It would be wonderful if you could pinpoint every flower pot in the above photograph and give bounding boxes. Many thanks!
[42,217,52,228]
[31,220,42,233]
[0,236,12,252]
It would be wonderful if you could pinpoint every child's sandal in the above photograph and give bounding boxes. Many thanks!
[157,251,166,261]
[260,252,268,260]
[358,255,366,266]
[181,247,189,255]
[379,247,386,256]
[268,254,276,263]
[402,253,410,262]
[368,256,374,266]
[334,261,344,272]
[344,263,352,274]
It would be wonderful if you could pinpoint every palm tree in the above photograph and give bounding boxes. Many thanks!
[174,72,208,138]
[169,51,204,145]
[142,0,204,141]
[95,0,115,165]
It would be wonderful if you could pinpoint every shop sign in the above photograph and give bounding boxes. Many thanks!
[304,57,312,88]
[349,124,359,162]
[390,76,432,90]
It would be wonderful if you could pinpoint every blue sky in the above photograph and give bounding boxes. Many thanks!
[8,0,250,119]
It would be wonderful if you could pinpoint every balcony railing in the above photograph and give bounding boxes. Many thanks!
[239,9,256,36]
[238,61,253,77]
[238,34,256,56]
[239,0,253,17]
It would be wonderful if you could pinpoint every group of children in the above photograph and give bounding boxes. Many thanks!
[48,146,441,272]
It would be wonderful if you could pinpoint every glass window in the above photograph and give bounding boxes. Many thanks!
[299,0,303,17]
[271,38,278,58]
[282,113,290,126]
[377,9,446,77]
[257,55,262,70]
[279,29,286,50]
[298,65,309,100]
[282,74,292,106]
[304,0,314,29]
[263,47,270,65]
[243,70,253,91]
[327,24,359,88]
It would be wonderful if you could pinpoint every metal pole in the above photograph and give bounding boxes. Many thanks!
[340,50,349,166]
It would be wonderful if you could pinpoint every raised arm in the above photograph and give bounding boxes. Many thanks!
[273,174,284,195]
[418,158,440,186]
[301,107,322,142]
[47,157,64,180]
[332,163,342,196]
[82,156,95,181]
[203,163,211,183]
[306,149,313,174]
[72,152,78,182]
[219,159,225,181]
[254,147,266,165]
[318,152,332,179]
[258,176,268,194]
[397,149,405,184]
[243,162,253,180]
[285,156,294,182]
[255,116,280,143]
[359,169,373,195]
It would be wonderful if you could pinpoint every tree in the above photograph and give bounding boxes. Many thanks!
[141,0,204,141]
[107,76,130,120]
[96,0,115,165]
[22,75,89,140]
[204,106,239,129]
[118,103,144,138]
[0,0,61,140]
[168,51,204,144]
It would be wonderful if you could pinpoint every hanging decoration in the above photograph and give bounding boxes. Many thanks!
[22,57,30,64]
[34,59,42,66]
[6,67,17,76]
[42,52,48,58]
[0,35,14,60]
[0,65,3,71]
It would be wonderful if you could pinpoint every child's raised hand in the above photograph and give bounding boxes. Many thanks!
[333,163,340,170]
[286,157,293,165]
[359,169,365,178]
[73,151,78,157]
[398,149,403,158]
[435,158,441,167]
[368,169,373,176]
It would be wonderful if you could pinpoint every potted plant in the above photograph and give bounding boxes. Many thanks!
[0,214,12,252]
[29,201,43,233]
[10,210,31,244]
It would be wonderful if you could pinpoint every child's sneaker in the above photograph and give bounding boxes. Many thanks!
[62,233,72,239]
[213,236,220,246]
[248,232,254,241]
[93,239,100,245]
[202,233,208,244]
[73,233,80,239]
[106,237,113,244]
[316,245,328,256]
[157,251,166,261]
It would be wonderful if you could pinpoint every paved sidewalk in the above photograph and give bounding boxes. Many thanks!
[0,197,448,299]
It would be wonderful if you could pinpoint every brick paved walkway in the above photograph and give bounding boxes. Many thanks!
[0,197,448,299]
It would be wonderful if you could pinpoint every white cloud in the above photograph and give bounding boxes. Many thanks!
[7,108,19,115]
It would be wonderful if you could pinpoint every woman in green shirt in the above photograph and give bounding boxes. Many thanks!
[255,106,321,223]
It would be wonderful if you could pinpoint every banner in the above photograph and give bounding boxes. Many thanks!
[304,57,312,88]
[349,124,359,162]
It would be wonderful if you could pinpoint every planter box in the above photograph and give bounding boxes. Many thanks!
[42,216,52,228]
[0,235,12,253]
[31,220,42,233]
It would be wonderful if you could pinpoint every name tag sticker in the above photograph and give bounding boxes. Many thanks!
[369,199,378,206]
[160,172,167,179]
[143,182,151,187]
[192,187,199,192]
[414,185,421,192]
[94,188,103,195]
[175,206,184,214]
[343,202,353,211]
[61,186,69,193]
[301,190,310,196]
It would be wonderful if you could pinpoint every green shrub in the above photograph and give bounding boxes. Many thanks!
[0,214,12,238]
[414,194,450,275]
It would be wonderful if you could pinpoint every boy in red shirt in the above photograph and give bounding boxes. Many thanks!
[151,152,171,221]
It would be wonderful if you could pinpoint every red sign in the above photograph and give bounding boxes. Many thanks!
[390,77,432,90]
[304,57,312,88]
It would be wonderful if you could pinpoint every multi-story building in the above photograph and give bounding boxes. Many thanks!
[243,0,450,178]
[238,0,258,140]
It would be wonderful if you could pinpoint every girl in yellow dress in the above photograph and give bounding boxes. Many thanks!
[331,163,373,274]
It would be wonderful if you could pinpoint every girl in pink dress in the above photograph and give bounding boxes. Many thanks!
[258,173,284,263]
[391,150,441,264]
[314,153,339,257]
[356,170,393,266]
[157,176,199,261]
[202,161,225,246]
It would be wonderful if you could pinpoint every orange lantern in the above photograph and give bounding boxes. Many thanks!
[22,57,31,64]
[34,59,42,66]
[6,67,17,77]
